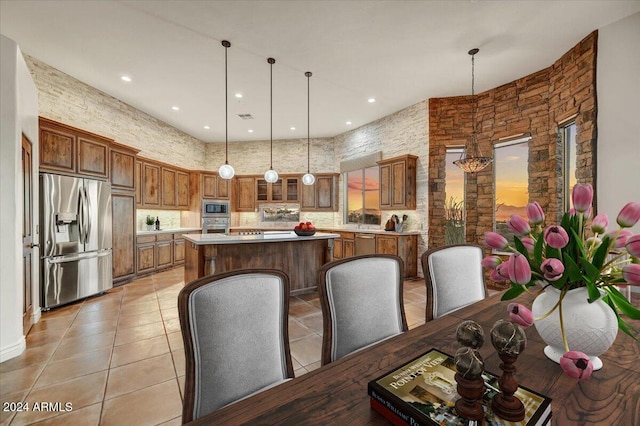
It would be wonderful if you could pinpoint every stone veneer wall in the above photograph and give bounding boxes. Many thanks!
[428,32,598,254]
[24,55,206,171]
[333,101,430,268]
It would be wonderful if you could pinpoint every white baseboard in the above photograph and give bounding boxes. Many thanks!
[31,306,41,324]
[0,336,26,363]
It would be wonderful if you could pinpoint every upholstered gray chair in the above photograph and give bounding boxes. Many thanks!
[178,269,294,422]
[318,254,408,365]
[421,244,487,321]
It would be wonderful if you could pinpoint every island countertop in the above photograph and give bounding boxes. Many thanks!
[183,231,340,245]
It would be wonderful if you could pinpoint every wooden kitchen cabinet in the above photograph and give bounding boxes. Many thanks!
[174,237,186,265]
[256,178,284,202]
[285,177,299,202]
[176,171,190,208]
[77,136,109,178]
[156,233,174,269]
[376,233,418,278]
[330,231,355,259]
[142,162,161,207]
[202,173,230,199]
[112,193,136,283]
[110,147,136,191]
[161,167,176,207]
[378,154,417,210]
[234,176,256,212]
[301,174,338,211]
[136,235,157,274]
[135,161,142,206]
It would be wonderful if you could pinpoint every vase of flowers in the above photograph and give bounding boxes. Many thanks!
[482,183,640,379]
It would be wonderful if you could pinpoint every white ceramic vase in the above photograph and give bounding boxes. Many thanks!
[531,286,618,370]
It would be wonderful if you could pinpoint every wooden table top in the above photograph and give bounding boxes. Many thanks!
[188,291,640,425]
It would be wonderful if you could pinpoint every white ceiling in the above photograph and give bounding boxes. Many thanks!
[2,1,639,143]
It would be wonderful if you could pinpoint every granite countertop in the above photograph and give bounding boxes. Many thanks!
[184,231,340,245]
[229,225,421,236]
[137,227,201,236]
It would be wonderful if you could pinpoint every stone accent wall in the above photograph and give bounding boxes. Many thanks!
[428,32,598,257]
[25,55,207,170]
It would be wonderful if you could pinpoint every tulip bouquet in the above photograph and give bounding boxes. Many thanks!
[482,183,640,379]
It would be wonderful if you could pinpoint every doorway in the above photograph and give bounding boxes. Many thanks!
[22,134,35,335]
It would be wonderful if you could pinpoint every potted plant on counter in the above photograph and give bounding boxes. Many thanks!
[146,215,155,231]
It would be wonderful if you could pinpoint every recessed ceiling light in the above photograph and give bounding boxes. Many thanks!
[235,93,243,98]
[171,106,180,111]
[368,98,376,103]
[346,121,352,125]
[203,125,210,129]
[121,75,132,82]
[248,129,254,133]
[290,127,296,131]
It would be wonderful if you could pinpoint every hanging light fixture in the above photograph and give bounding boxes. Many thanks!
[302,71,315,186]
[264,57,279,183]
[454,48,493,173]
[218,40,235,179]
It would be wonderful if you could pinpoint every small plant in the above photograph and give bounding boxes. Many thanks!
[445,197,465,245]
[146,215,155,226]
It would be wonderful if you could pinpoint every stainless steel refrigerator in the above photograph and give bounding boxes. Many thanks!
[40,173,113,309]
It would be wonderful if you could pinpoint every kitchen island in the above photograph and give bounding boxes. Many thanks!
[182,231,339,294]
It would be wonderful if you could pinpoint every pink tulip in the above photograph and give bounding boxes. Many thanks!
[507,303,534,327]
[590,214,609,234]
[526,202,545,225]
[484,232,508,251]
[544,225,569,249]
[616,202,640,228]
[540,258,565,281]
[492,260,511,283]
[626,234,640,258]
[622,264,640,285]
[584,206,593,219]
[607,229,633,249]
[571,183,594,213]
[521,237,535,254]
[560,351,594,380]
[568,208,577,217]
[507,253,531,285]
[507,215,531,236]
[481,255,502,270]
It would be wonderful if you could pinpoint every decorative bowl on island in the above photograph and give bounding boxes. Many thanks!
[294,221,316,236]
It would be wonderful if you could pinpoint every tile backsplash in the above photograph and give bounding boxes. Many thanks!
[136,210,182,231]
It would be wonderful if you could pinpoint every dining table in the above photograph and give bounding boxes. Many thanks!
[187,291,640,425]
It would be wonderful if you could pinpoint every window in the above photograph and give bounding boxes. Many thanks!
[494,136,531,245]
[445,147,466,244]
[561,121,577,210]
[345,166,381,225]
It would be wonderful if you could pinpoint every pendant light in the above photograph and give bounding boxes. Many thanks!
[218,40,235,179]
[264,57,279,183]
[302,71,315,186]
[454,48,493,173]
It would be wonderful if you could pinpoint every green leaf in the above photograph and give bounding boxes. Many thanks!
[586,280,601,303]
[592,236,611,270]
[563,255,582,282]
[570,228,587,259]
[606,287,640,319]
[582,258,602,284]
[513,236,529,259]
[501,285,526,301]
[533,235,544,266]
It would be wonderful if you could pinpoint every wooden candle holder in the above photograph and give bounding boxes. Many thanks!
[454,373,485,421]
[491,352,525,421]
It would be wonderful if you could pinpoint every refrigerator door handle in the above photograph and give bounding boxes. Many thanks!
[83,186,92,242]
[77,187,85,244]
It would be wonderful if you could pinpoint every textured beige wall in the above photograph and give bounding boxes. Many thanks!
[25,55,207,170]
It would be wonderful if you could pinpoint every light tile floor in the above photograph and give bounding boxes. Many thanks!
[0,267,428,425]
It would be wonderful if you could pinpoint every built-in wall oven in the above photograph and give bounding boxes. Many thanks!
[202,200,230,234]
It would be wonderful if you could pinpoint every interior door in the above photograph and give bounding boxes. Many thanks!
[22,134,34,334]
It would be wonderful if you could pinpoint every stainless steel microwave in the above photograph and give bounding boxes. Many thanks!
[202,200,230,217]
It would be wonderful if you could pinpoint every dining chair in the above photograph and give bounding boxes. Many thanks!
[318,254,408,365]
[421,244,487,321]
[178,269,294,423]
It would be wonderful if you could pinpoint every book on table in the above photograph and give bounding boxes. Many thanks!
[367,348,551,426]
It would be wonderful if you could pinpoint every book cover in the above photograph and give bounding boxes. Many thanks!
[367,348,551,426]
